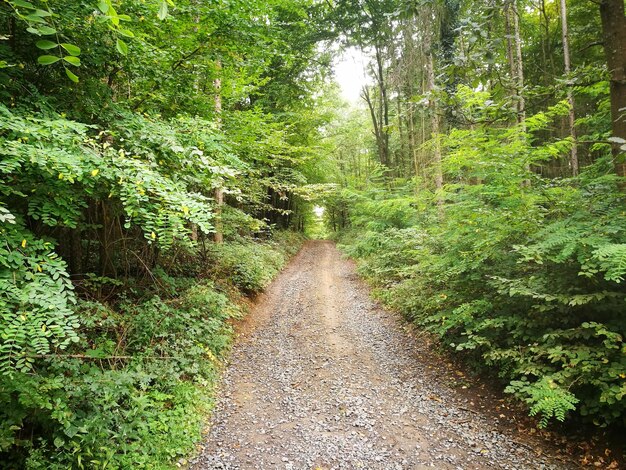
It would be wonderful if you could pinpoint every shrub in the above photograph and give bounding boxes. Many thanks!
[337,106,626,428]
[0,278,240,469]
[205,234,305,294]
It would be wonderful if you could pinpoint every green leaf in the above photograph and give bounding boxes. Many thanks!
[116,38,128,55]
[65,67,79,83]
[97,0,109,14]
[35,40,57,50]
[37,55,60,65]
[25,14,46,23]
[118,28,135,38]
[109,5,119,26]
[158,1,168,20]
[38,26,57,35]
[64,425,79,438]
[60,43,81,56]
[33,9,52,17]
[62,56,80,66]
[12,0,36,9]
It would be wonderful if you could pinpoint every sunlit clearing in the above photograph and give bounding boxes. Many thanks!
[313,206,325,217]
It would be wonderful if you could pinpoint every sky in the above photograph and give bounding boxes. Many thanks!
[333,47,370,104]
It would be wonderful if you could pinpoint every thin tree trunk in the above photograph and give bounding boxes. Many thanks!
[512,1,526,126]
[69,228,82,275]
[506,0,530,184]
[214,60,224,243]
[420,104,426,179]
[99,201,116,277]
[423,8,443,199]
[362,86,385,165]
[397,94,405,175]
[599,0,626,178]
[408,103,418,180]
[374,44,390,167]
[559,0,578,176]
[505,2,516,100]
[539,0,556,82]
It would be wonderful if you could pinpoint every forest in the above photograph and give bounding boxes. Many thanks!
[0,0,625,468]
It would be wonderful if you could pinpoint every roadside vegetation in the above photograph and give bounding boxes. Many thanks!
[323,0,626,431]
[1,0,322,467]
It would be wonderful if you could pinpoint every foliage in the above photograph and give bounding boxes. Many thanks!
[336,88,626,428]
[0,235,303,468]
[0,279,232,469]
[1,0,327,466]
[0,222,79,374]
[206,233,304,294]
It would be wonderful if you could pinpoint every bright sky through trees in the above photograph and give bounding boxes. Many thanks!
[333,47,369,103]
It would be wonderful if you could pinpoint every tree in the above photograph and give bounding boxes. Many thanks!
[422,3,444,196]
[559,0,578,175]
[599,0,626,177]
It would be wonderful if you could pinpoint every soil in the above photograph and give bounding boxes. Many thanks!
[191,241,599,469]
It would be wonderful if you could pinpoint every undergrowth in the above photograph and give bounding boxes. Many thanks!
[0,233,305,469]
[335,101,626,429]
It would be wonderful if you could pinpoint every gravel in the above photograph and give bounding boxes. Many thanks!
[192,241,575,470]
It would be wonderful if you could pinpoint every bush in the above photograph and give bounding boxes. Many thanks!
[0,233,304,468]
[206,233,305,294]
[337,106,626,428]
[0,280,236,469]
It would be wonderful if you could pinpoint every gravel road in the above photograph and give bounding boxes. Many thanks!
[192,241,576,470]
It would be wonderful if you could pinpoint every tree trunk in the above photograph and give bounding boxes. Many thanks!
[69,228,82,275]
[374,44,390,168]
[408,102,418,181]
[504,1,525,125]
[504,2,516,100]
[512,1,526,125]
[505,0,530,184]
[213,60,224,243]
[397,93,405,175]
[559,0,578,176]
[423,8,443,198]
[599,0,626,178]
[362,86,386,166]
[98,201,116,277]
[213,188,224,243]
[539,0,556,84]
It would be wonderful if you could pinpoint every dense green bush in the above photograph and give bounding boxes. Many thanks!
[207,243,286,294]
[206,232,305,294]
[0,280,233,469]
[0,235,304,469]
[338,98,626,428]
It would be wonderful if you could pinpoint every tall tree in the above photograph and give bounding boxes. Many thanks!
[422,4,444,196]
[599,0,626,177]
[559,0,578,175]
[214,59,224,244]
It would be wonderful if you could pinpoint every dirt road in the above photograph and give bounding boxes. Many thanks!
[193,241,574,470]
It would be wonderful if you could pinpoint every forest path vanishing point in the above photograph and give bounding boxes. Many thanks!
[192,241,576,470]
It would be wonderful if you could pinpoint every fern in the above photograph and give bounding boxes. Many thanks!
[506,378,579,428]
[592,244,626,282]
